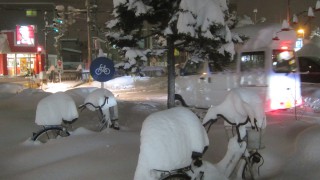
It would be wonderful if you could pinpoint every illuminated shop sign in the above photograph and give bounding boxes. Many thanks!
[294,38,303,51]
[16,25,35,46]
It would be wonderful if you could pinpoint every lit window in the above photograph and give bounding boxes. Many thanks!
[272,50,297,73]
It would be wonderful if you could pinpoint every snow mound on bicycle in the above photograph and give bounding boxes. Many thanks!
[35,92,79,125]
[134,107,209,179]
[84,88,117,112]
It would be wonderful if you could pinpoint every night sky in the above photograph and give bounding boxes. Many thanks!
[1,0,319,52]
[234,0,320,28]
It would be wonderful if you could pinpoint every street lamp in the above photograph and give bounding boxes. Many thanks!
[297,29,305,38]
[288,0,320,40]
[253,8,258,24]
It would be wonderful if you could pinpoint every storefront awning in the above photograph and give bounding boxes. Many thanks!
[0,34,11,53]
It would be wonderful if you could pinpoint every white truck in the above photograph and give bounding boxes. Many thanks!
[175,23,302,112]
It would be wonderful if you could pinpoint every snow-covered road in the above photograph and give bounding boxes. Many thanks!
[1,77,320,179]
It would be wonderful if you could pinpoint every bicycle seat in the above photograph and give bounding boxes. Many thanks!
[63,118,78,124]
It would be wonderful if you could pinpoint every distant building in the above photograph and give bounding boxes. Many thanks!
[0,28,45,76]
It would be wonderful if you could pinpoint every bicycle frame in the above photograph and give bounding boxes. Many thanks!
[78,96,114,131]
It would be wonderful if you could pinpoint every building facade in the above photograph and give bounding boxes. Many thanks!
[0,27,45,76]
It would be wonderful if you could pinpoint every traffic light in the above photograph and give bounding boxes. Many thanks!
[54,18,63,24]
[52,18,64,33]
[53,27,59,33]
[54,5,65,32]
[52,22,59,33]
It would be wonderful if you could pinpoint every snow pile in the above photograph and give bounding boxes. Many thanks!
[0,82,23,95]
[203,88,266,130]
[95,76,167,91]
[134,107,209,180]
[35,92,79,125]
[304,89,320,113]
[101,76,136,90]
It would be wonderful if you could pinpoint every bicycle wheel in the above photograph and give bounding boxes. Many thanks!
[32,126,70,143]
[161,173,191,180]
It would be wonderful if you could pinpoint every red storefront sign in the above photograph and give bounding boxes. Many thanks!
[15,25,35,46]
[0,26,45,76]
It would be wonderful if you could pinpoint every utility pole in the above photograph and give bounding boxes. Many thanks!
[287,0,291,24]
[44,11,49,71]
[86,0,92,68]
[253,8,258,24]
[55,1,97,69]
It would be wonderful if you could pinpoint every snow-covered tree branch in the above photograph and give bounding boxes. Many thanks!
[106,0,243,108]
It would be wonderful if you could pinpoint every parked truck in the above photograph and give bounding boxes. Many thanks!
[175,23,302,112]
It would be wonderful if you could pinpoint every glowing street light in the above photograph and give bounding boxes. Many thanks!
[297,29,305,38]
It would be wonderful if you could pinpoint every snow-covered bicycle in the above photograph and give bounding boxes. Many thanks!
[31,92,79,143]
[199,88,266,179]
[31,89,119,143]
[203,116,264,180]
[78,95,119,131]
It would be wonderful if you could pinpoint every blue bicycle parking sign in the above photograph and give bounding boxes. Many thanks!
[90,57,115,82]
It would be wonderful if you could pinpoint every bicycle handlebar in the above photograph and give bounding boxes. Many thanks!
[78,96,109,111]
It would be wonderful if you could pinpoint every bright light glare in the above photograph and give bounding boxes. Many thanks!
[268,74,302,110]
[297,29,304,34]
[45,83,71,93]
[279,51,290,59]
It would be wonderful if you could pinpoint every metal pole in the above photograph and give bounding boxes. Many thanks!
[44,11,49,71]
[287,0,291,24]
[86,0,92,68]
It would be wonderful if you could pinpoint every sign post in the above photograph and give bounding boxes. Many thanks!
[90,57,115,88]
[57,60,63,83]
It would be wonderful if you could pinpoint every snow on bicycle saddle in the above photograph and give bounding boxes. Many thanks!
[35,92,79,126]
[84,88,117,111]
